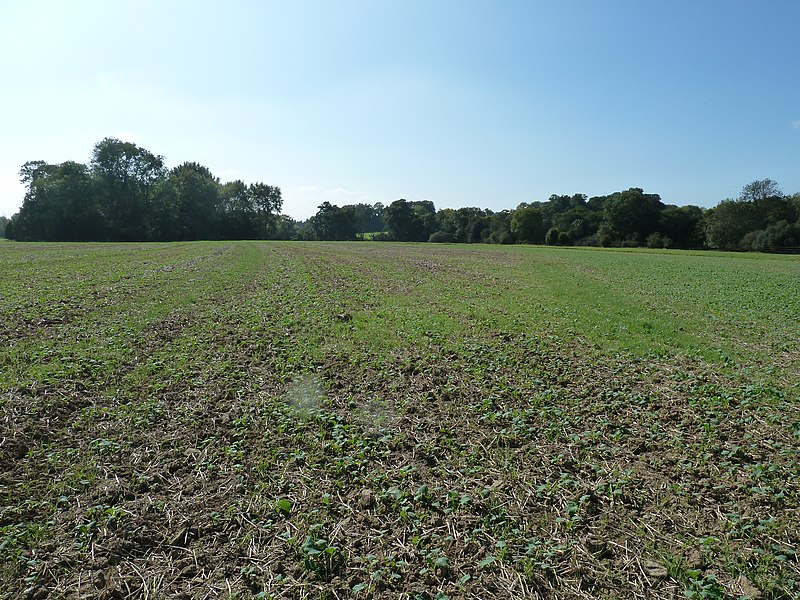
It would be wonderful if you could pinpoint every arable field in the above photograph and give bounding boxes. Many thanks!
[1,241,798,599]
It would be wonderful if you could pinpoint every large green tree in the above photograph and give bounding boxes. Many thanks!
[218,180,258,239]
[308,202,359,240]
[13,160,101,241]
[657,205,705,247]
[249,183,283,238]
[484,210,513,244]
[510,204,545,244]
[705,180,798,250]
[91,138,166,241]
[384,199,436,241]
[600,188,664,244]
[739,178,782,203]
[216,180,282,239]
[703,200,762,249]
[156,162,221,240]
[342,203,384,236]
[435,207,488,243]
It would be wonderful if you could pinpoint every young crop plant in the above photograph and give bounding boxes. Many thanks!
[298,533,347,582]
[1,241,798,598]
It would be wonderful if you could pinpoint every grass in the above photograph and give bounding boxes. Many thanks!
[0,241,798,599]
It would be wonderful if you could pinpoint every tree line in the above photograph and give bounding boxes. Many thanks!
[3,139,799,251]
[6,138,291,242]
[299,180,800,250]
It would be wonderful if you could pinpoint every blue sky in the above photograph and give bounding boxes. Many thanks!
[2,0,799,220]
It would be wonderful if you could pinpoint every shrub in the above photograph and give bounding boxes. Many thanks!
[428,231,455,243]
[545,227,560,246]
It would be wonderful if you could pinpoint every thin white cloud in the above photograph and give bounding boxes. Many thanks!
[791,120,800,130]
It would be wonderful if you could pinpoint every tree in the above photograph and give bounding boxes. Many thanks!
[657,205,704,247]
[586,194,609,213]
[249,183,282,238]
[215,181,282,239]
[790,193,800,219]
[369,203,385,233]
[272,214,300,240]
[308,202,359,240]
[0,216,9,238]
[510,204,545,244]
[545,226,560,246]
[218,180,259,239]
[738,179,794,227]
[411,200,439,240]
[156,162,221,240]
[3,217,14,240]
[10,138,284,242]
[703,200,763,249]
[91,138,166,240]
[12,160,100,241]
[646,232,670,249]
[467,214,490,243]
[541,194,587,231]
[485,210,513,244]
[702,180,792,250]
[343,204,369,237]
[739,179,783,203]
[435,207,486,243]
[601,188,664,244]
[383,199,414,241]
[741,220,800,250]
[19,160,49,186]
[11,161,54,240]
[755,196,794,226]
[384,199,434,241]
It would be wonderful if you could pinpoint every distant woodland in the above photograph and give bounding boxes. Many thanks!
[4,138,800,251]
[5,138,288,243]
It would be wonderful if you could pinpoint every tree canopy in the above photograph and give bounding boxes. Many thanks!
[8,138,289,242]
[296,181,798,251]
[5,144,798,252]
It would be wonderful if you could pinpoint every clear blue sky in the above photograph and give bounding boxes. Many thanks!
[2,0,799,220]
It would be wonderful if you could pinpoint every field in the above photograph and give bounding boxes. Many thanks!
[1,241,798,599]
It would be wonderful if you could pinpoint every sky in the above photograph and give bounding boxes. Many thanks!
[1,0,799,220]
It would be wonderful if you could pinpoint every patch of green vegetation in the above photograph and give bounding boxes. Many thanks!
[0,241,797,598]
